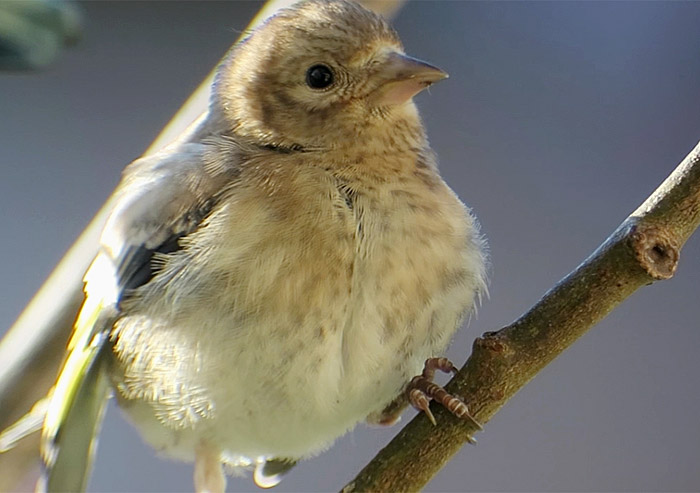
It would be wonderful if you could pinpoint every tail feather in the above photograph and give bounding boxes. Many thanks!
[39,340,110,492]
[38,268,118,493]
[0,251,118,493]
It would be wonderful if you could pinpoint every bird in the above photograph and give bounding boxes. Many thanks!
[0,0,487,491]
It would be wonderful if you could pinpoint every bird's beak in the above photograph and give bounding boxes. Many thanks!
[369,51,448,107]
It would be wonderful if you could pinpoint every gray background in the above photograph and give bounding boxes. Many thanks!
[2,1,700,491]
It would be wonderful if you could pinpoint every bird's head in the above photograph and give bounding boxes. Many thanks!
[212,0,447,152]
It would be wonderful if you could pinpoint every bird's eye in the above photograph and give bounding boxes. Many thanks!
[306,64,334,89]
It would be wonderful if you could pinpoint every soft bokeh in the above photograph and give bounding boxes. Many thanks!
[1,1,699,491]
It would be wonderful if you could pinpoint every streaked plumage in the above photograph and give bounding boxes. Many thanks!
[1,1,487,491]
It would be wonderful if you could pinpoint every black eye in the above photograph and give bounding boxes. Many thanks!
[306,64,334,89]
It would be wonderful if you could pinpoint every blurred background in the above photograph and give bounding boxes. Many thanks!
[1,1,700,491]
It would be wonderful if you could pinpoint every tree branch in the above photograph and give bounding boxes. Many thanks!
[342,140,700,492]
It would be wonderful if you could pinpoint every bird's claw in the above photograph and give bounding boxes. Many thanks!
[407,357,482,439]
[408,387,436,425]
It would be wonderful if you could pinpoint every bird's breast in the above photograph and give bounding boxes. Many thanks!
[110,159,485,459]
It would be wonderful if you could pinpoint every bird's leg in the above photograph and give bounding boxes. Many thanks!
[194,440,226,493]
[407,357,482,441]
[366,393,408,426]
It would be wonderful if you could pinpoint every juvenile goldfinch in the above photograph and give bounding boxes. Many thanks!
[7,1,487,491]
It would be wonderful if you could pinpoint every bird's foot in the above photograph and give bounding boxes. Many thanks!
[407,357,482,442]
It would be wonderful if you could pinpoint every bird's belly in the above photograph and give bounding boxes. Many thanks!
[109,184,484,463]
[111,276,464,462]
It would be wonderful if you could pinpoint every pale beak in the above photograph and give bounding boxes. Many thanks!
[369,51,448,106]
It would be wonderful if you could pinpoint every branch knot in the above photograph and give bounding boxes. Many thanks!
[628,224,679,280]
[475,331,515,358]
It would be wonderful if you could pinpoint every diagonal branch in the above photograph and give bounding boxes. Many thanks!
[342,140,700,492]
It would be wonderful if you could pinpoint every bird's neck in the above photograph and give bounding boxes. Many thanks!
[207,101,433,181]
[314,120,435,184]
[333,106,432,174]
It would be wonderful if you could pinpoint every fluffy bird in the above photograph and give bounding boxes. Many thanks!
[2,0,487,491]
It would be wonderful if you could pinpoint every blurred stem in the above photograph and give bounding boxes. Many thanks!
[342,140,700,492]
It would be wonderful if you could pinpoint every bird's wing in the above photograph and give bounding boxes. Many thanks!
[38,139,238,492]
